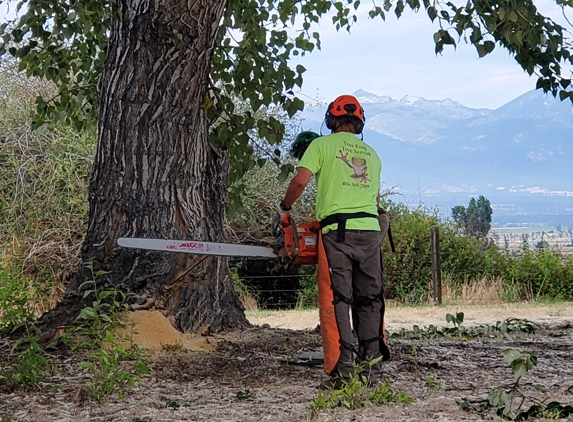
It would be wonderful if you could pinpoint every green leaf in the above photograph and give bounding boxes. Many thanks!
[503,348,521,363]
[514,30,523,46]
[512,361,527,378]
[77,307,97,320]
[395,0,405,18]
[476,43,488,58]
[406,0,419,10]
[277,164,294,183]
[427,6,437,21]
[488,389,501,406]
[98,290,115,299]
[484,40,495,53]
[135,361,150,374]
[101,314,113,323]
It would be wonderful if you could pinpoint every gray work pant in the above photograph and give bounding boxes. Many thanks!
[322,230,384,380]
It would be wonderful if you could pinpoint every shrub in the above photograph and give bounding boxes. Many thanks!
[0,64,95,315]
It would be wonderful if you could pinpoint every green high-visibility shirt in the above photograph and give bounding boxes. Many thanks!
[298,132,382,233]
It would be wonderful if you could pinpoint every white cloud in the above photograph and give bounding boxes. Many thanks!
[508,186,573,196]
[440,184,482,193]
[527,147,554,162]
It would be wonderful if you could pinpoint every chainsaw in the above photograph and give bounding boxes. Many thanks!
[117,216,320,267]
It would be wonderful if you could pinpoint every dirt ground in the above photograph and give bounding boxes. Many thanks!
[247,301,573,331]
[2,302,573,422]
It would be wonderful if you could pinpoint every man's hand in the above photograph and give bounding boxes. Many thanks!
[278,200,292,227]
[271,201,292,235]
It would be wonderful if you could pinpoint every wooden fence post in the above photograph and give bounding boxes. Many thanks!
[430,226,442,305]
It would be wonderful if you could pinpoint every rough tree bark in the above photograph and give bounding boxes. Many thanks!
[39,0,248,332]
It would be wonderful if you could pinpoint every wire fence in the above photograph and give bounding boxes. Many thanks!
[237,269,514,310]
[235,228,573,309]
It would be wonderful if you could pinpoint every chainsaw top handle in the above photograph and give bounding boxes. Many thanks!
[288,215,299,259]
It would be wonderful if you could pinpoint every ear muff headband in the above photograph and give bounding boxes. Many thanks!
[325,114,365,134]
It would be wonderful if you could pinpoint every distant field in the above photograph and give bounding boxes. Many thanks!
[491,226,573,252]
[491,226,558,234]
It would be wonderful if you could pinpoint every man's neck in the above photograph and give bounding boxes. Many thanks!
[334,123,356,134]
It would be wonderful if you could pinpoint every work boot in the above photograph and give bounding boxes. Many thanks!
[318,376,347,390]
[367,374,380,388]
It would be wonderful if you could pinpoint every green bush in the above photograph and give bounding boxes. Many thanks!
[382,201,439,304]
[0,266,34,330]
[504,249,573,301]
[298,265,318,307]
[382,199,573,305]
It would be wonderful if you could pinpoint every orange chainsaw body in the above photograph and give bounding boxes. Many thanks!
[278,220,320,265]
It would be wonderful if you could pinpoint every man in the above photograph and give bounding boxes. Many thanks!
[279,95,389,388]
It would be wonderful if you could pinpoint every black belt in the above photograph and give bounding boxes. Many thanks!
[320,212,378,242]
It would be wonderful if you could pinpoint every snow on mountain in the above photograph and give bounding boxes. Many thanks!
[353,89,393,104]
[299,88,573,225]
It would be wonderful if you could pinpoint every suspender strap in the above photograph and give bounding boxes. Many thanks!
[332,286,352,305]
[319,212,378,242]
[387,226,395,253]
[340,339,363,360]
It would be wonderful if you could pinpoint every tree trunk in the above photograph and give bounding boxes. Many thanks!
[39,0,248,332]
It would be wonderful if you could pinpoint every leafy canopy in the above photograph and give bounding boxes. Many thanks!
[0,0,571,190]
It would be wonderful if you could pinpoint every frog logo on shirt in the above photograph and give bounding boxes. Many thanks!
[336,151,370,183]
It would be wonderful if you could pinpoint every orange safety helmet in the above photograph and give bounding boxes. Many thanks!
[325,95,365,134]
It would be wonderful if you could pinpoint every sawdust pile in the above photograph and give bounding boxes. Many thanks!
[119,310,217,352]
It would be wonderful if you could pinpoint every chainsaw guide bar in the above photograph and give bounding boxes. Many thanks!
[117,238,278,258]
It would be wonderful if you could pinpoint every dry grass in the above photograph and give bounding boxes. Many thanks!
[0,64,94,316]
[440,275,503,304]
[236,281,259,312]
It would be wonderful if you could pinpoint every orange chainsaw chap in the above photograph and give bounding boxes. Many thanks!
[316,232,340,375]
[316,229,389,375]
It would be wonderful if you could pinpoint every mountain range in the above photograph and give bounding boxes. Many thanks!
[300,89,573,227]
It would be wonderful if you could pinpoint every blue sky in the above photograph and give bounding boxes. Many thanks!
[294,1,572,110]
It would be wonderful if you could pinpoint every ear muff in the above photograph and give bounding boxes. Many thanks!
[325,102,335,130]
[354,118,364,135]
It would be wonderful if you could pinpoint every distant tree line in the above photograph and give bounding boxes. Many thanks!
[451,196,493,240]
